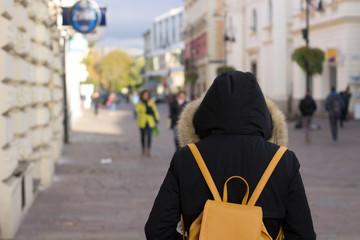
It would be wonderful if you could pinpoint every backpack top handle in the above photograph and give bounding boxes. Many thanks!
[222,176,249,204]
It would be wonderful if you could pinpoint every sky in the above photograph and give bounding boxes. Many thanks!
[93,0,183,53]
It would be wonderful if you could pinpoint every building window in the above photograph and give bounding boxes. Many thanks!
[165,19,169,47]
[159,22,163,47]
[172,16,176,43]
[153,24,157,48]
[252,9,257,32]
[269,0,273,25]
[179,13,183,29]
[251,61,257,77]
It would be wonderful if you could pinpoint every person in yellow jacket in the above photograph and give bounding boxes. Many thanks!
[136,90,160,156]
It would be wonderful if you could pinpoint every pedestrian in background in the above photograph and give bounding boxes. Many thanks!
[136,90,159,157]
[325,86,344,142]
[169,90,188,150]
[131,91,140,119]
[145,71,315,239]
[299,90,317,143]
[339,86,352,127]
[91,91,100,116]
[108,93,117,112]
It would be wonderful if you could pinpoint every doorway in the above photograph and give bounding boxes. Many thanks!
[329,66,337,89]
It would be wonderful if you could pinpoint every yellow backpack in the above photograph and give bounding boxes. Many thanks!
[185,144,288,240]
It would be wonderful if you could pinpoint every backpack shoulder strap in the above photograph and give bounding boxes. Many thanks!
[187,144,222,201]
[247,146,288,206]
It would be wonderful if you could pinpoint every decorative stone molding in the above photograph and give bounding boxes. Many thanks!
[0,83,17,113]
[0,144,18,180]
[41,126,53,144]
[0,50,14,81]
[29,1,49,24]
[40,145,54,187]
[51,116,62,133]
[52,88,63,101]
[0,162,35,239]
[27,0,37,20]
[29,41,40,63]
[35,65,50,84]
[16,135,32,160]
[51,138,62,163]
[0,0,14,20]
[40,86,52,103]
[1,1,64,238]
[15,31,31,56]
[30,128,41,148]
[13,3,28,32]
[53,57,62,72]
[52,40,59,55]
[27,19,35,40]
[0,17,17,50]
[50,101,62,118]
[28,63,36,83]
[51,72,62,87]
[17,85,32,107]
[34,23,47,44]
[14,0,29,6]
[13,57,31,82]
[0,116,14,147]
[12,110,29,135]
[33,107,50,126]
[26,108,35,128]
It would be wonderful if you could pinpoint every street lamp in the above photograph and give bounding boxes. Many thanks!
[302,0,324,90]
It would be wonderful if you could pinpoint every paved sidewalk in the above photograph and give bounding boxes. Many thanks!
[15,103,360,240]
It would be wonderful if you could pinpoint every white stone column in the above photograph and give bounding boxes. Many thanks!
[272,0,290,105]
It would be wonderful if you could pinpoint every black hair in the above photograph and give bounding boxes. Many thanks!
[140,90,150,101]
[177,90,186,97]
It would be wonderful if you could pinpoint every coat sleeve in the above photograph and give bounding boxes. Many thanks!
[325,96,330,111]
[145,157,182,240]
[135,102,142,113]
[312,99,317,112]
[282,153,316,240]
[150,100,160,121]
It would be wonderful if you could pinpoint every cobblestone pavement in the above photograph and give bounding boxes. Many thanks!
[15,103,360,240]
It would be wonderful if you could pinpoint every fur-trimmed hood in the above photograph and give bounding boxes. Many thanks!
[177,71,288,147]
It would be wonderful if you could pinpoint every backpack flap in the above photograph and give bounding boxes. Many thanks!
[199,200,263,240]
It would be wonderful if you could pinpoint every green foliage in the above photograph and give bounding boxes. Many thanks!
[292,47,325,76]
[185,71,198,85]
[216,66,235,75]
[82,50,144,92]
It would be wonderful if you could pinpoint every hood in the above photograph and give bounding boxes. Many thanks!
[177,71,288,147]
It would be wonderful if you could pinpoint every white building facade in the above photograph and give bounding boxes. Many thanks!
[225,0,360,115]
[144,7,185,94]
[183,0,226,96]
[0,0,64,238]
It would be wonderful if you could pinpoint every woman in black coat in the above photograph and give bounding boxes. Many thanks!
[145,71,316,239]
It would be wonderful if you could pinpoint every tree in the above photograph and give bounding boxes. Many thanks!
[185,71,198,97]
[82,48,102,88]
[83,49,144,92]
[292,47,325,90]
[216,66,235,75]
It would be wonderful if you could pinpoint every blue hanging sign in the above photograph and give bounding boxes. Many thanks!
[70,0,101,34]
[63,7,106,27]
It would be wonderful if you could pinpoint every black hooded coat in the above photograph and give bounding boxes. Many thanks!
[145,71,316,240]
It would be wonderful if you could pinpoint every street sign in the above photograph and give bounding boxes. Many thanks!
[326,49,337,65]
[83,26,106,42]
[69,0,101,34]
[63,7,106,27]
